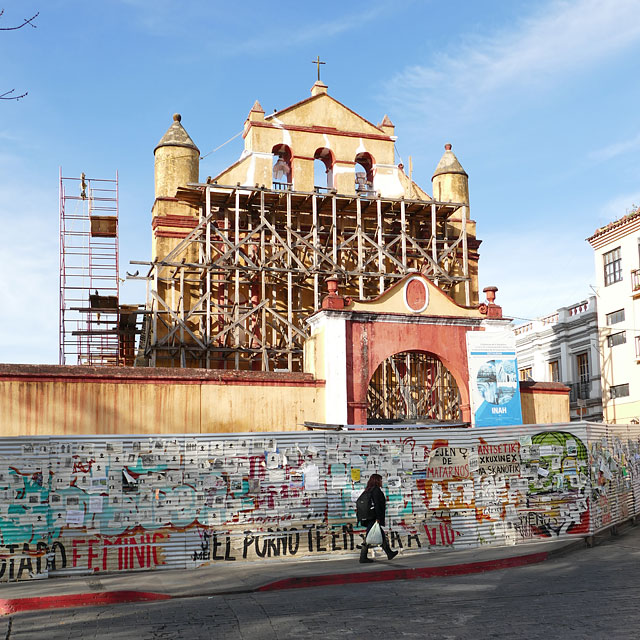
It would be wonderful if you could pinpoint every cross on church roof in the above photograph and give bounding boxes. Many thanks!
[312,55,326,82]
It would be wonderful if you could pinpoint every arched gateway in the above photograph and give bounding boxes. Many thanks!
[367,350,461,423]
[306,273,504,426]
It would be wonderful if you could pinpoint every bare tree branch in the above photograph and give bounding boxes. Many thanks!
[0,88,27,100]
[1,9,38,100]
[0,9,39,30]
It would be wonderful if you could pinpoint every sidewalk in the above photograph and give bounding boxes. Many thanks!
[0,537,585,614]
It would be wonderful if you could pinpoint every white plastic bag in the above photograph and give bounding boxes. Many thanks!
[365,521,383,546]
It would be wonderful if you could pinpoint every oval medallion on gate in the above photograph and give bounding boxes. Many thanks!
[404,276,429,313]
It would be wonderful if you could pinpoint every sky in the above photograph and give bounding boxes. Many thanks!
[1,0,640,364]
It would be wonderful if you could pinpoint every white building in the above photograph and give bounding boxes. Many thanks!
[514,296,602,422]
[588,208,640,424]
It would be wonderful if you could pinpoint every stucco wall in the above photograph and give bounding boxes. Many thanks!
[0,366,324,437]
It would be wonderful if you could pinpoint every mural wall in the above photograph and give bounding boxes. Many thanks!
[1,423,639,582]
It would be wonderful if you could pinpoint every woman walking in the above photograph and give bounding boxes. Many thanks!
[358,473,398,563]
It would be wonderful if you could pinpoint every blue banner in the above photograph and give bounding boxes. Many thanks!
[466,331,523,427]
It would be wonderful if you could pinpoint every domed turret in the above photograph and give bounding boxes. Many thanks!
[431,143,468,204]
[154,113,200,199]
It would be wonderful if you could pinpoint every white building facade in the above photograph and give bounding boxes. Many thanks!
[588,209,640,424]
[514,296,602,422]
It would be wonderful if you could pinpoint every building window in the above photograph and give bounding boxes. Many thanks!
[576,352,589,383]
[603,247,622,286]
[519,367,532,381]
[314,148,334,191]
[610,383,630,399]
[548,360,560,382]
[355,152,375,195]
[272,144,292,188]
[606,309,625,325]
[636,335,640,359]
[607,331,626,348]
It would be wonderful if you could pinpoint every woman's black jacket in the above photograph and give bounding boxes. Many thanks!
[367,486,387,526]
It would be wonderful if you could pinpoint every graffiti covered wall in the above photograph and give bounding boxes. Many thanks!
[1,422,639,581]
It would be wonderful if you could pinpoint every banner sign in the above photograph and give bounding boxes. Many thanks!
[466,330,523,427]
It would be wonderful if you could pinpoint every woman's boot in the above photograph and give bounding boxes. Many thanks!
[381,534,398,560]
[359,543,374,563]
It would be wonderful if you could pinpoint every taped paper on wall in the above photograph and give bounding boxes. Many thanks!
[303,463,320,491]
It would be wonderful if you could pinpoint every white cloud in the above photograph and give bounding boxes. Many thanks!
[385,0,640,122]
[214,4,389,57]
[588,132,640,162]
[116,0,389,50]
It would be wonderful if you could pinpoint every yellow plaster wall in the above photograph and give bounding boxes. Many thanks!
[303,322,325,379]
[154,145,199,199]
[216,92,402,196]
[200,384,324,433]
[604,399,640,425]
[0,378,324,437]
[348,274,483,318]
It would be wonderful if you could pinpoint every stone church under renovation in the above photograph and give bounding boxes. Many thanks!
[1,81,568,435]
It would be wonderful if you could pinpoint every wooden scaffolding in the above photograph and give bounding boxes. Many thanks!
[133,183,472,371]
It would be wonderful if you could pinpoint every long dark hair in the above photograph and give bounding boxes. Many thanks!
[365,473,382,491]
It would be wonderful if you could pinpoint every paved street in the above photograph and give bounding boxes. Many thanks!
[3,529,640,639]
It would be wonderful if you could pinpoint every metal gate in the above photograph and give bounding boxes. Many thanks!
[367,351,462,423]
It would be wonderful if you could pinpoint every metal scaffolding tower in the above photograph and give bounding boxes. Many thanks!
[59,171,121,365]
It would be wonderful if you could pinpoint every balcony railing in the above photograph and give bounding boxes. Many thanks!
[569,381,591,402]
[273,181,292,191]
[632,268,640,293]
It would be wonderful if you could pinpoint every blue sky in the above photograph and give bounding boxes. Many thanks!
[2,0,640,364]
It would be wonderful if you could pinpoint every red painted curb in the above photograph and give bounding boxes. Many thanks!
[257,552,550,592]
[0,590,172,615]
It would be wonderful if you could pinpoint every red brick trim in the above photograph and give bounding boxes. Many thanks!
[0,364,324,388]
[248,121,394,142]
[154,230,192,239]
[152,215,199,230]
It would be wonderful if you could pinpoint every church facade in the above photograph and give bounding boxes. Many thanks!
[0,82,569,435]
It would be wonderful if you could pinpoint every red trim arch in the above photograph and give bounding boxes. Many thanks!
[345,318,480,424]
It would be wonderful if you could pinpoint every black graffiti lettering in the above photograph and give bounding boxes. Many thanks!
[224,536,236,561]
[36,541,48,574]
[211,534,224,560]
[266,530,279,557]
[288,528,300,555]
[17,544,33,580]
[307,529,314,552]
[242,534,254,559]
[51,541,66,570]
[330,530,341,551]
[192,531,211,561]
[254,535,268,558]
[342,524,354,551]
[315,529,327,552]
[7,544,17,580]
[390,531,404,548]
[407,534,422,548]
